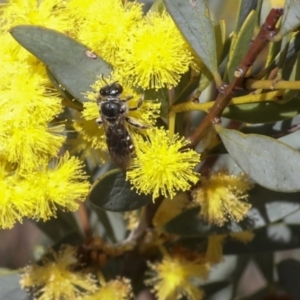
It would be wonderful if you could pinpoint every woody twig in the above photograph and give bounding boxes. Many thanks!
[187,8,284,148]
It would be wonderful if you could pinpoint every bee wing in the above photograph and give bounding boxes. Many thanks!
[102,118,133,170]
[126,116,149,130]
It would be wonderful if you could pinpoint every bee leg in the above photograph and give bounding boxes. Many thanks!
[121,95,134,102]
[126,116,148,129]
[129,94,144,111]
[96,116,103,125]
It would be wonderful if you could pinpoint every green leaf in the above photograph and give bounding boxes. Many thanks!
[279,0,300,38]
[227,10,257,81]
[46,68,83,111]
[0,274,28,300]
[10,25,111,103]
[222,97,300,123]
[163,0,218,76]
[89,169,152,211]
[282,52,300,102]
[163,185,300,236]
[217,127,300,192]
[260,31,300,78]
[235,0,258,33]
[285,31,300,61]
[214,20,226,65]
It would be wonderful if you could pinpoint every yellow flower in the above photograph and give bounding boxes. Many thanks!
[68,128,108,167]
[26,153,90,220]
[21,245,97,300]
[0,57,65,171]
[0,0,72,32]
[0,162,34,229]
[192,171,253,226]
[76,0,143,64]
[0,121,65,172]
[64,0,96,22]
[126,128,200,200]
[0,32,30,62]
[116,12,193,89]
[147,256,209,300]
[83,278,132,300]
[73,116,107,151]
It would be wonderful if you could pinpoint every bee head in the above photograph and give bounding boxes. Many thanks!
[100,82,123,97]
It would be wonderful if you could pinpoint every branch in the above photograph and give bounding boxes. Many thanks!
[125,197,164,244]
[171,90,285,113]
[246,79,300,90]
[186,8,284,148]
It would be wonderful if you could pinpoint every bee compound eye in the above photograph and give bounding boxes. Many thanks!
[115,83,123,93]
[100,87,107,96]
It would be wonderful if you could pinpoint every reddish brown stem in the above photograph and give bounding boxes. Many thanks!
[188,8,284,148]
[126,197,163,244]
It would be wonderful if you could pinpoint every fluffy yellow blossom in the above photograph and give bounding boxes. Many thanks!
[0,162,35,229]
[0,0,72,32]
[147,256,209,300]
[0,121,65,172]
[76,0,143,64]
[0,32,31,62]
[68,108,108,165]
[117,12,193,89]
[127,128,200,200]
[64,0,96,22]
[73,116,107,151]
[0,56,65,171]
[21,245,97,300]
[83,278,132,300]
[192,171,253,226]
[25,153,90,220]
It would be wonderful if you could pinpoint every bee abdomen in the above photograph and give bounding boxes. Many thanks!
[106,125,134,170]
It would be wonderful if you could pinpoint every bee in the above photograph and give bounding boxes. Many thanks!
[96,82,147,170]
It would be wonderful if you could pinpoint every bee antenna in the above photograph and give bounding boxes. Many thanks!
[101,74,109,85]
